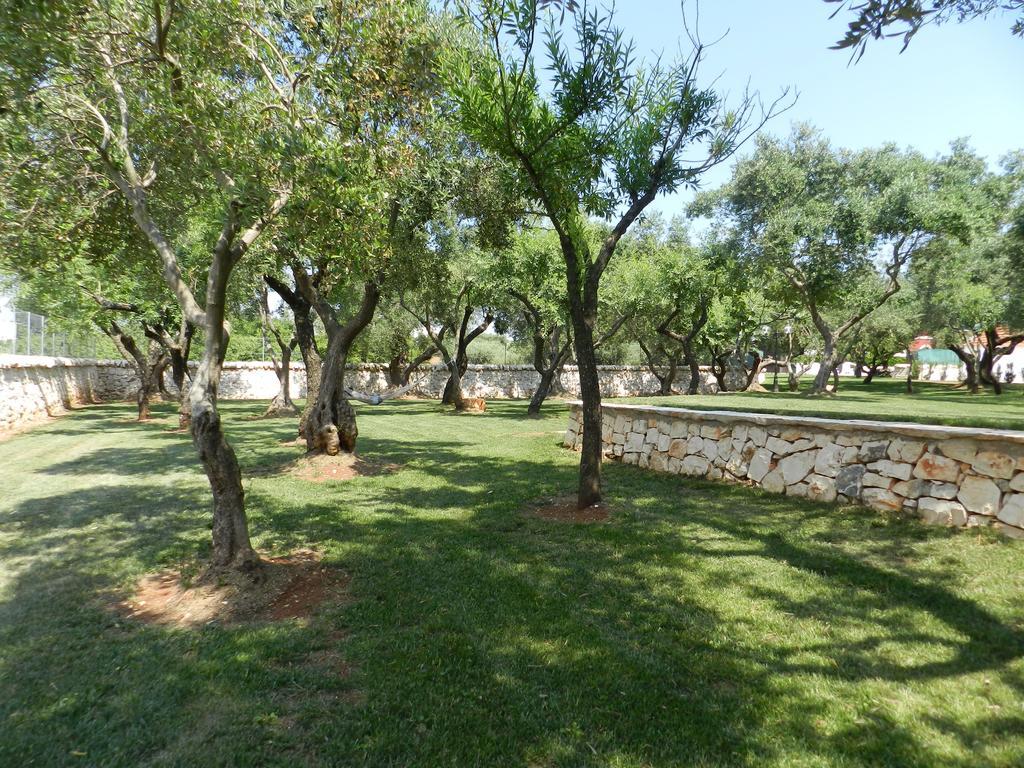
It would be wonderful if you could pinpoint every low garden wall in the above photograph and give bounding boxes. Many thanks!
[563,402,1024,539]
[0,356,718,431]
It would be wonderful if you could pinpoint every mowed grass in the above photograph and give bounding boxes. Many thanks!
[1,399,1024,767]
[619,377,1024,431]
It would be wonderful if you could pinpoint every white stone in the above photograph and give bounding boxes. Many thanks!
[765,436,792,455]
[971,450,1016,480]
[732,425,749,444]
[956,475,1002,516]
[862,472,891,489]
[786,483,809,498]
[681,455,710,476]
[657,433,671,452]
[997,494,1024,527]
[918,497,968,527]
[748,426,768,447]
[747,448,773,483]
[868,460,913,481]
[762,469,786,494]
[669,421,688,439]
[913,453,960,483]
[687,435,703,455]
[887,439,925,463]
[779,450,818,486]
[700,424,726,439]
[1010,473,1024,492]
[940,438,977,464]
[813,443,845,478]
[806,474,837,503]
[862,488,903,512]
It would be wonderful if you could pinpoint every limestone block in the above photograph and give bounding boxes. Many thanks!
[766,436,792,456]
[996,522,1024,539]
[971,450,1016,480]
[726,451,750,479]
[957,475,1002,515]
[780,428,805,441]
[859,440,890,462]
[862,488,902,512]
[622,452,639,465]
[612,444,624,457]
[668,439,688,459]
[625,432,645,453]
[813,433,831,448]
[868,460,913,481]
[733,425,749,444]
[687,435,704,455]
[669,421,688,439]
[701,440,718,461]
[779,449,818,486]
[862,472,891,489]
[939,438,977,464]
[681,455,710,476]
[707,467,724,481]
[762,469,786,494]
[700,424,726,439]
[657,433,671,452]
[913,453,960,483]
[639,453,650,469]
[1010,473,1024,492]
[836,465,866,498]
[563,430,577,447]
[789,439,816,454]
[806,474,838,503]
[667,457,681,474]
[645,428,660,445]
[748,426,768,447]
[966,514,994,528]
[887,439,925,463]
[814,443,845,478]
[836,434,862,447]
[997,494,1024,527]
[747,448,773,483]
[841,446,860,464]
[786,482,810,498]
[918,497,968,527]
[649,452,669,473]
[612,432,626,445]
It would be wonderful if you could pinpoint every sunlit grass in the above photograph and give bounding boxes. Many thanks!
[619,377,1024,431]
[1,398,1023,766]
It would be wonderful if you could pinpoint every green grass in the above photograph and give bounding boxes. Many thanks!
[2,399,1024,767]
[617,377,1024,431]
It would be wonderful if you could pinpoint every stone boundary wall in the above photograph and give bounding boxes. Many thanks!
[0,355,138,431]
[562,402,1024,539]
[0,356,717,431]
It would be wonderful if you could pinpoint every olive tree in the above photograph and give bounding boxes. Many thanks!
[446,0,788,507]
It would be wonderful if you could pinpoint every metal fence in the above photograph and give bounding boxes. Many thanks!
[0,310,102,358]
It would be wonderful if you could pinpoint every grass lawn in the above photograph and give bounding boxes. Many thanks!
[2,399,1024,767]
[617,377,1024,431]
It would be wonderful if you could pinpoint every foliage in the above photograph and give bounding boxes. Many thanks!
[827,0,1024,60]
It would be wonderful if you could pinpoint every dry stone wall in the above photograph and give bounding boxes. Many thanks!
[563,402,1024,539]
[0,355,137,431]
[0,357,717,432]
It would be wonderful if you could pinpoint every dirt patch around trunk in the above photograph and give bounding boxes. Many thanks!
[252,452,399,483]
[529,494,611,524]
[118,550,350,628]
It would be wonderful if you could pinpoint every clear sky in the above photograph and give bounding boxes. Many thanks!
[613,0,1024,220]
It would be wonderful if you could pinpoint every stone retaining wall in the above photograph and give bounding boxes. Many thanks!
[0,355,138,431]
[563,402,1024,539]
[0,356,717,431]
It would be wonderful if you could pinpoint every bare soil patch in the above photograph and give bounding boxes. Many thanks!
[529,494,611,524]
[252,452,399,483]
[118,550,350,628]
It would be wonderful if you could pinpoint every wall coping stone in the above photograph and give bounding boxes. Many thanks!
[567,401,1024,446]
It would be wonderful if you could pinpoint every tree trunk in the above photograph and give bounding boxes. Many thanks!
[528,367,558,416]
[301,280,380,454]
[863,366,877,384]
[659,357,678,395]
[569,302,602,508]
[442,307,493,405]
[265,340,298,416]
[190,352,257,570]
[683,342,701,395]
[811,337,836,395]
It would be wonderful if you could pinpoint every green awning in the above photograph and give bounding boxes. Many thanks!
[915,348,960,365]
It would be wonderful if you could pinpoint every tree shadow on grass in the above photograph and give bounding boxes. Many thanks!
[4,403,1024,765]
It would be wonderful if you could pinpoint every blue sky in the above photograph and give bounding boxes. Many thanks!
[612,0,1024,219]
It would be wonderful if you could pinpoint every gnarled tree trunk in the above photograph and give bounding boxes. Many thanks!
[296,274,381,454]
[441,307,493,405]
